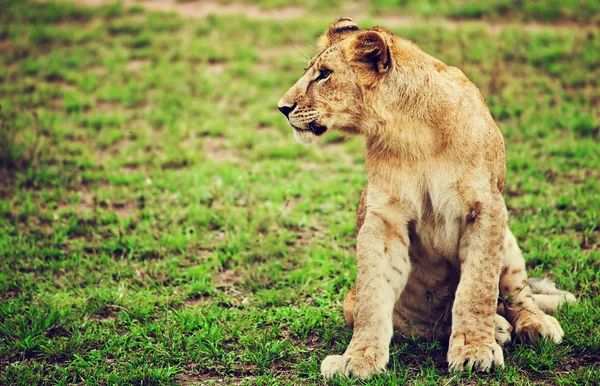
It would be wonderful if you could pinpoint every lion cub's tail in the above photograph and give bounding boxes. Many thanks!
[529,278,576,314]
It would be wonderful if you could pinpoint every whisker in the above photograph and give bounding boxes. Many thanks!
[294,44,311,62]
[300,42,316,51]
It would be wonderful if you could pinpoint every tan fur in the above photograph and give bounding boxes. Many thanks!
[278,18,576,379]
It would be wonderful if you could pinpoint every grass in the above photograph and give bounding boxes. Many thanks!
[0,0,599,384]
[209,0,600,22]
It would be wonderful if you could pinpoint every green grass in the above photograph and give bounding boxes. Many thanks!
[369,0,600,22]
[1,0,599,384]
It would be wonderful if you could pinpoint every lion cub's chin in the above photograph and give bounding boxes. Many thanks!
[293,129,318,145]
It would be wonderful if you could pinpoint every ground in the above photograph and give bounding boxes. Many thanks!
[0,0,599,385]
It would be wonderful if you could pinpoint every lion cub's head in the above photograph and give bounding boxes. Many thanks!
[278,18,394,145]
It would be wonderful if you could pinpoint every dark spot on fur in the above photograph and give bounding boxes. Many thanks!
[466,201,482,223]
[373,211,407,247]
[510,268,523,275]
[497,177,505,193]
[333,25,359,34]
[434,61,446,72]
[388,196,401,206]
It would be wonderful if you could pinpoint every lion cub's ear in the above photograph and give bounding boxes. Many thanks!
[349,30,391,74]
[317,17,359,50]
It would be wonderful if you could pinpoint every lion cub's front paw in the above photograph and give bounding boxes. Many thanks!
[515,313,564,344]
[448,336,504,372]
[321,347,388,379]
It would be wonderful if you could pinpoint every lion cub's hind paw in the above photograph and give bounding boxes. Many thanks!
[448,341,504,373]
[515,314,564,344]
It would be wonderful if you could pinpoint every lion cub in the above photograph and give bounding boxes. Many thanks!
[278,18,574,379]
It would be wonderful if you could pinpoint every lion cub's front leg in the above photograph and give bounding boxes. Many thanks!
[448,198,506,372]
[321,191,411,379]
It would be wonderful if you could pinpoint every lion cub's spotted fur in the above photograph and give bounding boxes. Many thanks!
[278,18,575,379]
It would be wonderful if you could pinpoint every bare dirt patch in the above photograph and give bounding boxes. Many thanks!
[194,247,213,261]
[580,231,600,252]
[89,66,107,75]
[127,59,150,72]
[95,99,122,113]
[211,269,251,306]
[76,189,139,219]
[72,0,304,20]
[0,168,17,198]
[213,269,249,287]
[175,367,260,386]
[0,40,12,54]
[202,136,240,162]
[109,200,138,218]
[175,373,205,386]
[0,288,21,302]
[207,61,226,74]
[56,187,96,213]
[72,0,113,5]
[167,0,304,19]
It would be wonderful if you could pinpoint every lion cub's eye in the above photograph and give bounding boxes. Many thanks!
[316,68,332,82]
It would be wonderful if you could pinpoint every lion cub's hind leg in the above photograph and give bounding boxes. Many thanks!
[529,278,576,315]
[500,230,565,343]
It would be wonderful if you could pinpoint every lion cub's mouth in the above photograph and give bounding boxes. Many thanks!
[292,122,327,136]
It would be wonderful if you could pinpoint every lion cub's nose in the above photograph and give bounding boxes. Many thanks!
[278,102,297,118]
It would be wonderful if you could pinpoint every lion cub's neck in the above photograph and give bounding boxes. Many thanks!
[365,117,437,165]
[362,64,482,169]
